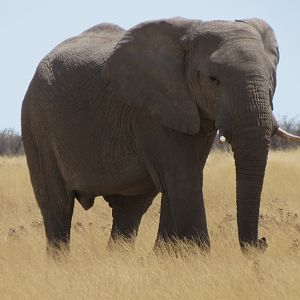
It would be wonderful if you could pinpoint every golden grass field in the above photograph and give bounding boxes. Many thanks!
[0,150,299,299]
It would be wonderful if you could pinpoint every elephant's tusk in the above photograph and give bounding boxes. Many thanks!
[276,127,300,142]
[217,130,227,144]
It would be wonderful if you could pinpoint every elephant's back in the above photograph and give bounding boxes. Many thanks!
[31,23,125,111]
[37,22,125,80]
[48,23,125,67]
[81,23,125,37]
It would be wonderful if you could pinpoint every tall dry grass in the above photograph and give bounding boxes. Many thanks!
[0,151,299,299]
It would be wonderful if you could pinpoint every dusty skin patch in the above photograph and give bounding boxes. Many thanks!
[0,151,299,299]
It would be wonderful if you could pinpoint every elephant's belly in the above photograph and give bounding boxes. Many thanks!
[68,153,155,198]
[50,102,156,197]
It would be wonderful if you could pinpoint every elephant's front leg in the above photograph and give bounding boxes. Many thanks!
[135,119,214,250]
[155,170,209,249]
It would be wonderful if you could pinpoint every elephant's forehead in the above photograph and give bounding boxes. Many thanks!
[209,44,271,77]
[201,20,262,42]
[197,22,271,73]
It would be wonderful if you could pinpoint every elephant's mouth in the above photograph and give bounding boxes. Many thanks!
[215,125,233,144]
[217,129,228,144]
[217,127,300,144]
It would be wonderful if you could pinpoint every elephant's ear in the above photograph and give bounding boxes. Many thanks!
[102,18,200,134]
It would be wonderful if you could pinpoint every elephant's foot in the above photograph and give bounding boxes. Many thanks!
[47,240,70,260]
[107,233,136,252]
[240,237,268,255]
[154,231,211,255]
[44,221,72,259]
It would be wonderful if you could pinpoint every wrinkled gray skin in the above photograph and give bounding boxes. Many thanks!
[22,17,279,253]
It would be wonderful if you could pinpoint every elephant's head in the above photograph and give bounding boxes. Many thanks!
[102,17,294,248]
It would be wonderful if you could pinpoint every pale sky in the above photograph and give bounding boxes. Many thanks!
[1,0,299,131]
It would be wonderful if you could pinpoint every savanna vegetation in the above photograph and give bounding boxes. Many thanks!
[0,149,299,299]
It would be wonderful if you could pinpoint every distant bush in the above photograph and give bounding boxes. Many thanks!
[213,115,300,151]
[270,116,300,150]
[0,129,24,156]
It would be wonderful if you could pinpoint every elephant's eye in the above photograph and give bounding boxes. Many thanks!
[209,75,220,86]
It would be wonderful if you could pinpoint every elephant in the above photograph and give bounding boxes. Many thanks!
[21,17,298,254]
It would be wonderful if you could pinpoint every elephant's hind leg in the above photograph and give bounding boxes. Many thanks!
[104,190,157,245]
[23,134,74,254]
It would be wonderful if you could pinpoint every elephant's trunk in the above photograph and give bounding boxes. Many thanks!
[233,139,268,247]
[233,120,300,248]
[228,81,274,248]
